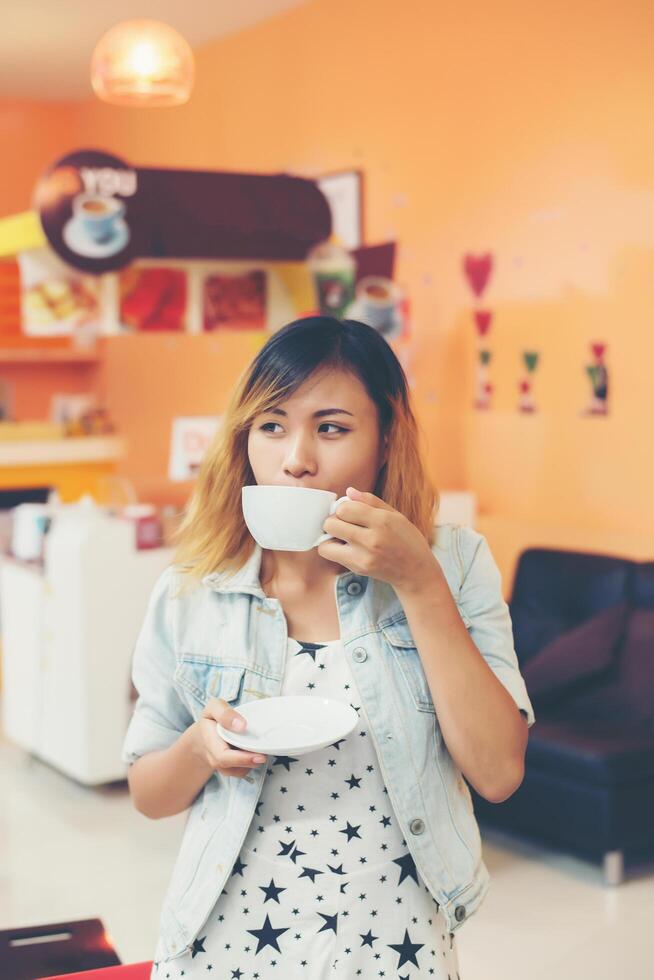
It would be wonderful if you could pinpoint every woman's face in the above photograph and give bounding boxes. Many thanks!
[247,367,387,496]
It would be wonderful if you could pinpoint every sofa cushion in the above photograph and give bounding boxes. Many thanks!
[509,548,632,663]
[520,602,629,708]
[550,608,654,725]
[509,606,570,665]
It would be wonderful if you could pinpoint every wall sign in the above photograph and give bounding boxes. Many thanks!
[34,149,138,274]
[168,416,222,481]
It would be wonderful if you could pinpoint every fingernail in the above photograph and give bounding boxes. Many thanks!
[253,755,266,763]
[232,717,245,731]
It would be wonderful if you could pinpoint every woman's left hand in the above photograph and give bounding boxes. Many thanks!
[317,486,442,596]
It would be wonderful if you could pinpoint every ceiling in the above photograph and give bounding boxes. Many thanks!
[1,0,310,101]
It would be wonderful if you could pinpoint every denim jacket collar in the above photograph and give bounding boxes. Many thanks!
[201,542,359,599]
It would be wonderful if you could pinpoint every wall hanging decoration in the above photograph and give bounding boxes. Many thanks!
[18,248,100,338]
[33,149,331,276]
[2,151,414,349]
[583,341,609,415]
[169,416,222,481]
[463,253,494,299]
[464,251,495,411]
[119,266,187,332]
[202,269,267,331]
[474,349,493,410]
[317,170,363,250]
[518,350,540,413]
[471,308,494,410]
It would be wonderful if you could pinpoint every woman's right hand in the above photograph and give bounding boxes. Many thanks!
[194,698,267,779]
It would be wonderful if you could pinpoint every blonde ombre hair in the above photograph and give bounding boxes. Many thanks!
[171,317,438,593]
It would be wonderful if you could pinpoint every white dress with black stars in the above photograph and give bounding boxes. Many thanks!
[153,636,462,979]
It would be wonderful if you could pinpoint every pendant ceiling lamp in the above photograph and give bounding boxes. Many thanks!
[91,19,194,107]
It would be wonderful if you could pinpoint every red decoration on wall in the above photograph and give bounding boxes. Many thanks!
[474,310,493,336]
[463,253,493,298]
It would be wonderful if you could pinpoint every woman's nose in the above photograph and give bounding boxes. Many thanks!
[283,436,317,476]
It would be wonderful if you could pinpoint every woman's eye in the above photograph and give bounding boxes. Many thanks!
[259,422,347,434]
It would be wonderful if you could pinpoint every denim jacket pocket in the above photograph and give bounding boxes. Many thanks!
[174,660,246,715]
[380,617,435,713]
[380,598,473,713]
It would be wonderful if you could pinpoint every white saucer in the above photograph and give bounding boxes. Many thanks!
[216,695,359,756]
[62,215,130,258]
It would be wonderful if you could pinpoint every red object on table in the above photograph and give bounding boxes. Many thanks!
[38,964,152,980]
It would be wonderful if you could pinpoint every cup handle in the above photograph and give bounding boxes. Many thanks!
[313,495,350,547]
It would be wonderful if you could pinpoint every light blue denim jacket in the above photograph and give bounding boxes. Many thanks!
[122,522,535,963]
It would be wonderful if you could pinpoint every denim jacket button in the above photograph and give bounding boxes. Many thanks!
[352,647,367,662]
[409,817,425,835]
[347,580,363,596]
[455,904,466,921]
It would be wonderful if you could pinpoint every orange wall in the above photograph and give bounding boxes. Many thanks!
[4,0,654,586]
[0,98,77,216]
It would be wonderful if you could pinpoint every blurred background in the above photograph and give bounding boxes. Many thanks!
[0,1,652,978]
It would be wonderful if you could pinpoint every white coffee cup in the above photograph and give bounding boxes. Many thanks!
[242,485,349,551]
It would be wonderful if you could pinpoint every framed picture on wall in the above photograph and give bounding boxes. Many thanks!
[118,264,188,332]
[317,170,363,250]
[202,268,268,331]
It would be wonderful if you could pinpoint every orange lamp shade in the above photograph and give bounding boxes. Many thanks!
[91,19,194,107]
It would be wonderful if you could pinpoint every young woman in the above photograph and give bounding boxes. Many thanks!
[124,315,535,979]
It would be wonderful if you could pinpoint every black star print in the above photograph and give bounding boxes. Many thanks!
[388,928,425,969]
[345,773,362,789]
[246,913,290,954]
[277,839,295,858]
[340,820,362,842]
[317,911,338,934]
[298,865,324,882]
[393,851,419,886]
[360,928,378,948]
[380,815,391,827]
[272,755,299,771]
[259,878,286,904]
[331,738,347,750]
[295,641,326,662]
[327,862,346,875]
[190,936,206,958]
[231,857,247,877]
